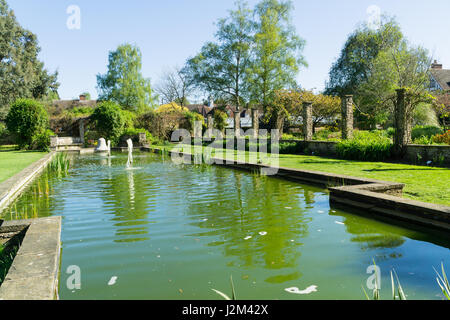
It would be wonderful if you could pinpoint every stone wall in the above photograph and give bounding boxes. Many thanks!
[280,140,450,167]
[404,144,450,166]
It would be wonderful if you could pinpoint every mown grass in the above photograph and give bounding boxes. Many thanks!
[154,143,450,206]
[0,146,47,183]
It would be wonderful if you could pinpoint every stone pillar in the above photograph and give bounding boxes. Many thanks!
[234,110,241,137]
[139,132,147,146]
[302,102,313,141]
[393,88,411,156]
[50,136,58,150]
[78,119,85,145]
[341,95,354,140]
[207,114,214,130]
[251,109,259,139]
[193,121,203,139]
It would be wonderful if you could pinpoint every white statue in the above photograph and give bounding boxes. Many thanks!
[95,138,109,153]
[126,139,133,168]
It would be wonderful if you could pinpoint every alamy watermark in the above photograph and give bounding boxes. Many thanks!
[169,122,280,176]
[66,265,81,290]
[66,5,81,30]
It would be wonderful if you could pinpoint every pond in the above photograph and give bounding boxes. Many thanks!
[1,152,449,300]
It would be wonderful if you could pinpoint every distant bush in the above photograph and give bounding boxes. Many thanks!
[91,102,125,145]
[411,125,444,141]
[66,107,95,117]
[5,99,49,149]
[313,129,341,141]
[412,135,434,145]
[119,127,154,145]
[336,131,393,161]
[31,129,55,152]
[433,130,450,145]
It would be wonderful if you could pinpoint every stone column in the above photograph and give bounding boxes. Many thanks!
[139,132,147,146]
[78,119,85,145]
[207,114,214,130]
[393,88,411,156]
[302,102,313,141]
[50,136,58,150]
[234,110,241,137]
[341,95,354,140]
[251,109,259,139]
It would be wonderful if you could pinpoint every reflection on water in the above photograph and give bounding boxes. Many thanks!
[2,152,449,300]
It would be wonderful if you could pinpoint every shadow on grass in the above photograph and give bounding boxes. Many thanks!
[363,168,437,172]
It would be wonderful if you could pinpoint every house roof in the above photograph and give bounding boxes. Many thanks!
[430,69,450,91]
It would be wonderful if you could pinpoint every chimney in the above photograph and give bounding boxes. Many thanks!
[79,94,86,101]
[431,60,443,70]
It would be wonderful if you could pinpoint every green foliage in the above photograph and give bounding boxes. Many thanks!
[91,102,125,145]
[67,106,95,117]
[433,130,450,145]
[336,131,393,161]
[5,99,49,149]
[213,110,229,132]
[182,111,205,134]
[411,125,444,140]
[249,0,307,109]
[413,103,440,127]
[31,129,54,152]
[326,16,403,97]
[48,152,70,177]
[97,43,155,113]
[120,127,154,144]
[0,0,59,119]
[185,0,253,110]
[120,109,137,129]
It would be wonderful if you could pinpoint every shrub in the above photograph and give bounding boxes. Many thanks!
[31,129,55,152]
[119,127,154,145]
[5,99,49,149]
[121,109,137,129]
[91,102,125,145]
[413,135,434,145]
[182,111,205,134]
[433,130,450,145]
[213,110,228,132]
[336,131,393,161]
[411,125,444,141]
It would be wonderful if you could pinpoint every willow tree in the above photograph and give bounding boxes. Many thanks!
[97,43,155,113]
[248,0,307,130]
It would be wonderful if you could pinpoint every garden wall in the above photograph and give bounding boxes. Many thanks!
[281,140,450,167]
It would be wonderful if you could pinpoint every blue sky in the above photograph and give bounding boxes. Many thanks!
[7,0,450,101]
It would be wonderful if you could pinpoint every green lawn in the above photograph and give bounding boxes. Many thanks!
[0,147,47,183]
[155,144,450,206]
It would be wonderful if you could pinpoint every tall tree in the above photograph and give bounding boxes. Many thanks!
[248,0,307,128]
[0,0,59,119]
[185,0,254,111]
[97,43,155,113]
[325,16,403,97]
[155,67,194,107]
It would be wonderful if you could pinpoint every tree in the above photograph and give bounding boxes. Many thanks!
[359,40,434,133]
[185,0,254,112]
[0,0,59,119]
[97,43,155,113]
[248,0,307,126]
[155,67,194,107]
[91,102,126,145]
[6,98,49,149]
[325,16,403,97]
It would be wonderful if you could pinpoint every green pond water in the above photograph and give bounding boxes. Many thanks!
[1,152,449,300]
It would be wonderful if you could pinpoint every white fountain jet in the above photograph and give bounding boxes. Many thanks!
[126,138,133,168]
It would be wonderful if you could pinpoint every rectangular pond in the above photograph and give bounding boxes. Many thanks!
[1,152,449,300]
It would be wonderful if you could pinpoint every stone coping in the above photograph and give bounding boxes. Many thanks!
[0,216,62,300]
[0,152,56,215]
[144,146,450,232]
